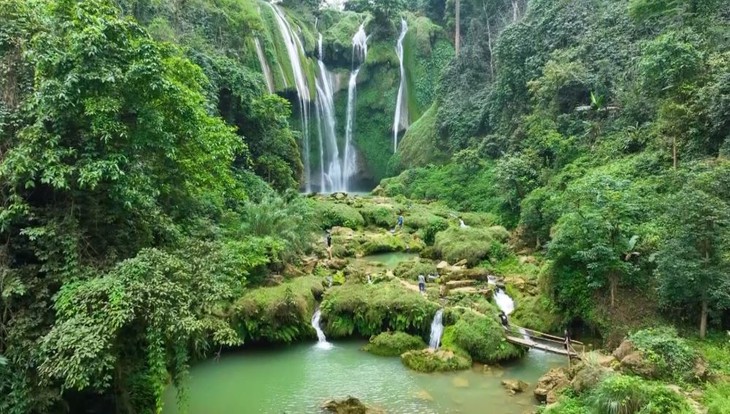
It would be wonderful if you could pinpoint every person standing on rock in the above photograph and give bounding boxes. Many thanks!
[325,230,333,260]
[418,274,426,294]
[396,214,404,230]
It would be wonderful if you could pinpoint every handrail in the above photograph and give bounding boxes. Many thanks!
[502,324,584,346]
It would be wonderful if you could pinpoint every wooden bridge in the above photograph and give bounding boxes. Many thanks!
[503,325,584,359]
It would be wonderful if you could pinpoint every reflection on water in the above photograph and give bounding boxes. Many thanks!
[162,341,567,414]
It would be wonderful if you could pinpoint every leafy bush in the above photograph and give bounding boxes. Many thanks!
[433,226,510,265]
[313,201,366,229]
[360,203,397,228]
[442,311,524,363]
[400,348,471,372]
[587,374,692,414]
[629,327,699,382]
[362,332,427,356]
[229,276,324,344]
[320,282,439,338]
[705,382,730,414]
[393,259,437,281]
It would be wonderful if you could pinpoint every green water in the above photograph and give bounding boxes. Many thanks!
[162,341,566,414]
[360,252,419,268]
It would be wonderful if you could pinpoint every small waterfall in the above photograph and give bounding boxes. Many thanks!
[267,3,313,191]
[494,288,515,315]
[311,309,333,349]
[342,24,368,191]
[254,37,275,94]
[393,19,409,152]
[459,219,468,228]
[428,309,444,349]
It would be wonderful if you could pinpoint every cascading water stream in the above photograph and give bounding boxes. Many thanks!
[267,3,313,191]
[428,309,444,349]
[342,24,368,191]
[494,288,515,315]
[315,34,348,192]
[392,19,409,152]
[311,309,333,349]
[254,37,275,94]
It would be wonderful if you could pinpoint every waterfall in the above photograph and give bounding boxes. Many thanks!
[311,309,333,349]
[428,309,444,349]
[267,3,313,191]
[393,19,409,153]
[342,24,368,191]
[315,34,349,192]
[494,288,515,315]
[254,38,275,94]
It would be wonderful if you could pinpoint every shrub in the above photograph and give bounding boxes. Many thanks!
[629,327,699,382]
[442,311,524,363]
[705,382,730,414]
[360,203,397,229]
[229,276,324,344]
[433,226,509,266]
[587,374,693,414]
[314,201,365,229]
[362,332,427,356]
[400,348,471,372]
[320,282,439,338]
[393,259,437,281]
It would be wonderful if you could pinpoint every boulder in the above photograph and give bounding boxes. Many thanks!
[570,365,611,394]
[620,351,658,379]
[325,258,349,271]
[301,256,319,274]
[612,339,634,361]
[501,379,529,394]
[322,396,383,414]
[445,280,476,289]
[596,354,619,368]
[437,261,449,269]
[401,348,472,373]
[692,357,709,381]
[533,368,570,404]
[454,259,468,267]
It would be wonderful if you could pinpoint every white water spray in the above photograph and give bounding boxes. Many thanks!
[254,38,275,94]
[341,24,368,190]
[429,309,444,349]
[494,288,515,315]
[267,3,313,191]
[311,309,333,349]
[393,19,409,152]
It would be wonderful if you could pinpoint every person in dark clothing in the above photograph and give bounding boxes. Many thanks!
[417,274,426,293]
[397,214,404,229]
[325,230,333,260]
[498,311,509,328]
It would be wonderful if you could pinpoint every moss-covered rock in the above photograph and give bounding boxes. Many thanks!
[320,281,438,338]
[229,276,325,344]
[433,226,509,266]
[314,200,366,229]
[442,310,525,364]
[362,331,427,356]
[393,259,437,281]
[396,104,448,170]
[401,347,472,372]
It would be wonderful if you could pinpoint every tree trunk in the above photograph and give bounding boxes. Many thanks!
[486,19,494,78]
[455,0,461,56]
[511,0,519,22]
[700,298,708,339]
[672,136,677,169]
[610,274,617,308]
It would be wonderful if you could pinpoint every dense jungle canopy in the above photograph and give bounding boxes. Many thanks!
[1,0,729,413]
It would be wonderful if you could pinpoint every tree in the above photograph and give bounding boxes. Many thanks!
[656,170,730,339]
[549,174,645,309]
[346,0,405,25]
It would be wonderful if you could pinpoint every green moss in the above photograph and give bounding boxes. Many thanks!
[313,200,366,229]
[400,347,472,372]
[396,104,449,170]
[359,203,397,228]
[320,281,439,338]
[362,331,427,356]
[229,276,325,344]
[433,226,510,266]
[393,259,437,281]
[705,381,730,414]
[444,310,525,364]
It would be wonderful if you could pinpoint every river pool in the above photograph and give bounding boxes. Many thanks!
[161,341,565,414]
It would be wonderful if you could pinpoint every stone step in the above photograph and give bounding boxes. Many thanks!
[445,280,476,288]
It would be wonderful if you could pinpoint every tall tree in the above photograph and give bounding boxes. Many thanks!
[656,170,730,339]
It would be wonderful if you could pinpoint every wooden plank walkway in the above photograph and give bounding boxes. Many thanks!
[503,325,583,359]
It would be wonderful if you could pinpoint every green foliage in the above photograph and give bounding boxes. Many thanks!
[313,200,366,229]
[395,104,449,171]
[433,226,509,266]
[320,282,438,337]
[629,327,699,383]
[400,347,472,372]
[359,203,397,228]
[443,310,524,363]
[362,331,426,356]
[705,381,730,414]
[229,276,324,344]
[587,374,693,414]
[393,259,437,281]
